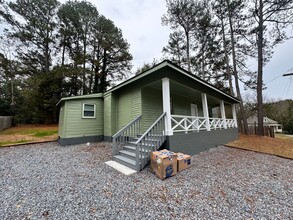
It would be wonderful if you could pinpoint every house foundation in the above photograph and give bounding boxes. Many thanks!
[165,128,238,155]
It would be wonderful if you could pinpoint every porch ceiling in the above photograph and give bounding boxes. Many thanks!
[144,80,224,107]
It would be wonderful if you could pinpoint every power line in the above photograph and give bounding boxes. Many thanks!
[265,67,293,84]
[265,74,283,84]
[285,77,292,98]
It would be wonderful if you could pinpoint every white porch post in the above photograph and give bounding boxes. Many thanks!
[162,77,173,135]
[201,93,210,131]
[232,104,238,128]
[220,100,227,129]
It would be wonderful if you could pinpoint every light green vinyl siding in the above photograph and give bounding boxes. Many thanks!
[103,93,117,137]
[63,98,103,138]
[58,103,65,137]
[111,94,117,135]
[131,87,141,120]
[172,94,204,117]
[198,105,203,117]
[117,90,131,130]
[172,94,191,115]
[117,87,141,131]
[104,94,113,137]
[141,88,163,132]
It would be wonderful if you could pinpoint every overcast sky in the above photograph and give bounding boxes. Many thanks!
[95,0,293,100]
[96,0,170,69]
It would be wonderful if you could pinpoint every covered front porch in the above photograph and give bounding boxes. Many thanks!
[139,76,239,155]
[141,77,238,136]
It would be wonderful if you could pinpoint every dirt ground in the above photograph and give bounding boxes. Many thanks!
[227,134,293,159]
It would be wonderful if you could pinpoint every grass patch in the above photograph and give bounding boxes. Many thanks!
[275,133,293,140]
[0,124,58,146]
[227,134,293,159]
[0,140,34,146]
[34,130,58,137]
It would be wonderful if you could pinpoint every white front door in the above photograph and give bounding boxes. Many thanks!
[191,104,198,129]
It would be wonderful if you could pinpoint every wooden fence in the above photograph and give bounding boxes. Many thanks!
[0,116,12,131]
[247,125,275,138]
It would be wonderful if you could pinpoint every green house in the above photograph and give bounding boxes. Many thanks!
[57,60,239,171]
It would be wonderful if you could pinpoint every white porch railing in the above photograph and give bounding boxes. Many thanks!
[171,115,237,133]
[226,119,237,128]
[209,118,226,130]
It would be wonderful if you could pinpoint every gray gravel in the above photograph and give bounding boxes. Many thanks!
[0,142,292,219]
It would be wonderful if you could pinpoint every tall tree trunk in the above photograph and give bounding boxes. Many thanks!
[100,49,107,93]
[82,35,87,95]
[61,36,66,66]
[220,16,234,96]
[257,0,264,135]
[93,45,100,93]
[10,76,15,106]
[45,26,50,74]
[185,30,191,72]
[89,43,96,93]
[226,0,248,134]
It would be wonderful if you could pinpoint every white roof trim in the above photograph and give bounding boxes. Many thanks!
[56,93,103,106]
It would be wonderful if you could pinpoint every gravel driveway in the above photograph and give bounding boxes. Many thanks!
[0,142,292,219]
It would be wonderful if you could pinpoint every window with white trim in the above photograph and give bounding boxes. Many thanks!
[82,103,96,118]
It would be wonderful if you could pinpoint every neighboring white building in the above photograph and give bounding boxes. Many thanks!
[247,115,282,133]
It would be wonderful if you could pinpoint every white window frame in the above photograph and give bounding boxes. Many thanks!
[82,103,96,119]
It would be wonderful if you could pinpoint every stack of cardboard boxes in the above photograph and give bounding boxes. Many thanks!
[151,149,191,180]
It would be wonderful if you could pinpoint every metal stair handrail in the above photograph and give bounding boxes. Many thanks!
[112,115,142,157]
[135,112,166,171]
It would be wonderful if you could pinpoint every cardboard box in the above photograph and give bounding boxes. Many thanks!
[177,152,191,172]
[151,150,177,180]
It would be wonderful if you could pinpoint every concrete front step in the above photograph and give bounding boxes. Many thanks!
[113,155,137,170]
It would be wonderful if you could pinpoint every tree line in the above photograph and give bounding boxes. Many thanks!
[161,0,293,135]
[0,0,132,123]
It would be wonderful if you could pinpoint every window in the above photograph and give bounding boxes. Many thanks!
[82,103,96,118]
